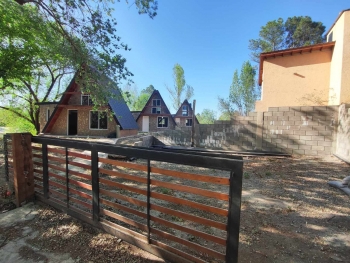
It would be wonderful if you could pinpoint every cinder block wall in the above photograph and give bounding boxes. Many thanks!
[153,105,339,156]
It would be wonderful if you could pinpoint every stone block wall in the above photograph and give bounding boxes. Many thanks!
[153,105,340,156]
[262,106,338,155]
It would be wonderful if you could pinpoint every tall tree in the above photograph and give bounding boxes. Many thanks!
[285,16,325,48]
[249,18,285,63]
[196,109,216,124]
[166,64,194,111]
[218,61,257,116]
[141,85,155,95]
[1,1,77,133]
[10,0,158,103]
[249,16,325,62]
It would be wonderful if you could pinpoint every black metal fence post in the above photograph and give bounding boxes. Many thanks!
[3,134,9,182]
[226,161,243,263]
[42,143,49,199]
[91,148,99,221]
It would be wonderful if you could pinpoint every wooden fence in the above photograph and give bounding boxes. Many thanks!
[4,133,243,263]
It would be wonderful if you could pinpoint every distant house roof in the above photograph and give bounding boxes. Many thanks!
[136,90,176,125]
[131,111,141,120]
[174,99,199,123]
[42,73,138,133]
[108,90,139,130]
[258,41,336,85]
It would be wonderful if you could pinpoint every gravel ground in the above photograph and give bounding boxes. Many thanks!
[1,138,350,262]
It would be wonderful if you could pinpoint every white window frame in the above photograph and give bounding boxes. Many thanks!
[81,94,93,105]
[186,118,192,127]
[157,116,168,128]
[89,110,108,130]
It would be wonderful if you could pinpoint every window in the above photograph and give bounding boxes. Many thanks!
[153,99,161,106]
[328,31,333,42]
[90,111,107,129]
[182,105,188,116]
[81,94,93,105]
[157,117,168,128]
[152,107,161,114]
[46,108,51,121]
[186,118,192,127]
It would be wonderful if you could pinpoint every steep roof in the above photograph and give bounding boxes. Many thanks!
[136,90,176,125]
[258,41,335,86]
[42,73,138,133]
[174,99,199,123]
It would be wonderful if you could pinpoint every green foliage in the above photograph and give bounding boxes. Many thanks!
[218,61,257,116]
[196,109,216,124]
[166,64,194,111]
[141,85,155,95]
[249,16,325,62]
[244,172,250,179]
[0,110,36,135]
[122,84,152,111]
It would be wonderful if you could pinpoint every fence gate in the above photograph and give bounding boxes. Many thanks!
[5,133,243,263]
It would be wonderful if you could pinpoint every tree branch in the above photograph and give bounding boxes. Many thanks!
[0,106,32,123]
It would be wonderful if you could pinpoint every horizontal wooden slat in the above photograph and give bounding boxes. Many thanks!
[100,198,147,219]
[49,180,66,190]
[48,163,66,173]
[68,150,91,160]
[34,183,43,190]
[99,158,148,172]
[99,218,148,242]
[151,192,228,217]
[68,169,91,180]
[34,168,43,175]
[100,189,147,208]
[48,155,65,164]
[33,153,42,159]
[48,147,65,155]
[100,208,147,232]
[151,203,227,231]
[151,179,229,201]
[99,168,147,184]
[68,160,91,170]
[32,146,41,151]
[34,175,42,181]
[151,166,229,185]
[69,178,92,191]
[151,215,226,246]
[151,228,225,260]
[69,188,92,200]
[99,178,147,196]
[7,155,13,159]
[49,188,66,199]
[150,239,206,263]
[49,171,65,181]
[33,161,42,166]
[70,196,92,209]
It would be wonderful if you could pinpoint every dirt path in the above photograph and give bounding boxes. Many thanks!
[1,148,350,262]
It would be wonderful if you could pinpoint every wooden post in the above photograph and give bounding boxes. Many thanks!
[11,133,34,207]
[191,100,196,147]
[91,148,99,221]
[116,125,120,138]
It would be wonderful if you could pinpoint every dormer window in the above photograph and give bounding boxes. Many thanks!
[182,105,188,116]
[328,31,333,42]
[81,94,93,105]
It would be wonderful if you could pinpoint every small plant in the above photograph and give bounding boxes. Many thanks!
[265,171,272,176]
[244,172,250,179]
[158,187,172,195]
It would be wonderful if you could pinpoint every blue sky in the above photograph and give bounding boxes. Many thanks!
[113,0,349,116]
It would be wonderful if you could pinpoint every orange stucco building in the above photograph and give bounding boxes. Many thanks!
[256,9,350,112]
